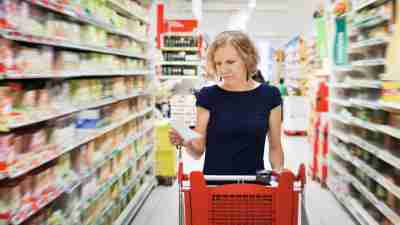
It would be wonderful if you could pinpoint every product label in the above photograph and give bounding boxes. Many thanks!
[334,17,349,65]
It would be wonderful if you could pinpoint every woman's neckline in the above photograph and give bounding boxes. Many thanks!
[216,83,262,93]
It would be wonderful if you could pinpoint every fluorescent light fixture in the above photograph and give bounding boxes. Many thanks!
[248,0,256,9]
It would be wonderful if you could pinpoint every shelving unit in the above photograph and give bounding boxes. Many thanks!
[0,1,156,225]
[328,0,400,224]
[158,32,201,79]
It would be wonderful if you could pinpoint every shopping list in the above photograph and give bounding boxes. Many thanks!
[170,122,202,142]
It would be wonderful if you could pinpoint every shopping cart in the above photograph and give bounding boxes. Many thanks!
[176,145,308,225]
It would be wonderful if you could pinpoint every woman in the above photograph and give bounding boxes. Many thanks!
[169,31,284,175]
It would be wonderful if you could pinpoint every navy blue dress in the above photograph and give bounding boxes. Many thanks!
[196,84,282,175]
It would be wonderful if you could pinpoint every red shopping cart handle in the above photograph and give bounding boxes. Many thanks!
[178,162,306,188]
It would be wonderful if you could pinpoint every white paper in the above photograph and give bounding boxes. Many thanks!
[170,121,202,142]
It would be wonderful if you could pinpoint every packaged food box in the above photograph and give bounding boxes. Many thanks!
[0,38,14,73]
[52,114,75,147]
[54,51,80,72]
[0,134,17,169]
[29,127,47,153]
[75,109,101,129]
[81,174,97,199]
[381,82,400,102]
[14,47,41,73]
[40,47,54,73]
[388,111,400,129]
[98,161,112,184]
[20,174,33,202]
[0,178,22,214]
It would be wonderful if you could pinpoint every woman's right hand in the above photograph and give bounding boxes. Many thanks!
[169,128,196,150]
[169,128,184,146]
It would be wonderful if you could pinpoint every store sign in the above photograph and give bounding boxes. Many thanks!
[164,19,198,33]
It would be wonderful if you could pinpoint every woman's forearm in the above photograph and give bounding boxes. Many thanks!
[183,139,205,159]
[269,147,284,170]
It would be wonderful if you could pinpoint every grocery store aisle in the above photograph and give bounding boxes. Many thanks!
[131,135,357,225]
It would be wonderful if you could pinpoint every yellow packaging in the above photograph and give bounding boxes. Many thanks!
[381,82,400,102]
[155,150,176,177]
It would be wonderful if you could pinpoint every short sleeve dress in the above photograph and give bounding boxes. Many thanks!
[196,83,282,175]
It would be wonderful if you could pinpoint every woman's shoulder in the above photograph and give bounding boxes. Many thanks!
[258,83,281,97]
[197,85,220,97]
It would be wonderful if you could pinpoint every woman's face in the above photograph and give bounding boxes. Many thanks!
[214,44,247,83]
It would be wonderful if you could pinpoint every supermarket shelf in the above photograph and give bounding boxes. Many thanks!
[0,30,147,59]
[329,165,381,225]
[80,130,154,181]
[11,187,64,225]
[381,73,400,81]
[351,135,400,172]
[332,143,400,200]
[5,108,153,179]
[5,90,150,130]
[83,161,154,225]
[330,144,352,161]
[351,58,386,67]
[159,75,199,79]
[80,144,154,211]
[330,80,381,89]
[159,61,200,66]
[377,124,400,139]
[346,79,382,89]
[331,130,400,171]
[349,99,381,109]
[351,116,378,131]
[379,101,400,110]
[114,178,156,225]
[350,172,400,225]
[3,70,150,79]
[161,47,198,51]
[107,0,150,24]
[353,157,400,199]
[329,82,352,89]
[121,161,153,196]
[91,173,155,225]
[330,114,352,125]
[331,160,400,225]
[333,65,353,72]
[330,129,352,143]
[330,98,352,107]
[350,37,388,50]
[24,0,148,42]
[354,0,391,12]
[352,14,391,29]
[330,97,400,111]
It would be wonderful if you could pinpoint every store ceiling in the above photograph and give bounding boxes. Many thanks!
[163,0,319,47]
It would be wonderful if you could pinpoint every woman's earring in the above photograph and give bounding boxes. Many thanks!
[246,73,249,81]
[219,76,222,81]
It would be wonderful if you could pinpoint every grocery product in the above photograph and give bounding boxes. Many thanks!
[0,0,153,224]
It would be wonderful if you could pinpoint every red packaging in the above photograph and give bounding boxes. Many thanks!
[30,128,47,153]
[20,175,33,203]
[0,0,18,29]
[0,38,14,73]
[0,134,17,170]
[388,112,400,129]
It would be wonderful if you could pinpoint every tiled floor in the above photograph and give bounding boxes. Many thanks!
[131,135,357,225]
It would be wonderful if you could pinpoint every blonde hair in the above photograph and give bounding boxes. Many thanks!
[206,31,260,77]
